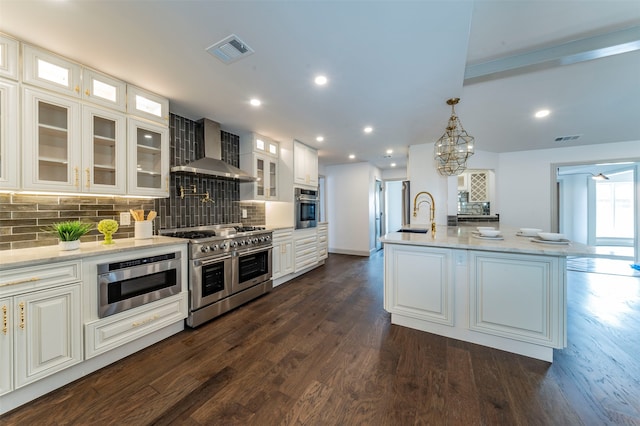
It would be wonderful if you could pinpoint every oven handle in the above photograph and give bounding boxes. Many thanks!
[195,255,233,267]
[234,246,273,257]
[296,195,318,202]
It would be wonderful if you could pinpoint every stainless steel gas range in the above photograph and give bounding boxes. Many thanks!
[160,225,272,327]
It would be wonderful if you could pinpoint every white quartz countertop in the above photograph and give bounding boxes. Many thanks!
[0,236,188,270]
[381,226,597,257]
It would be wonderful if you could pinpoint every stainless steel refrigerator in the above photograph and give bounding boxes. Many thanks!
[401,180,410,227]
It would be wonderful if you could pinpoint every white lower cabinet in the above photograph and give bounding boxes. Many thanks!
[468,251,565,347]
[272,228,294,280]
[317,223,328,260]
[85,294,186,359]
[384,244,454,326]
[1,283,82,395]
[294,229,318,272]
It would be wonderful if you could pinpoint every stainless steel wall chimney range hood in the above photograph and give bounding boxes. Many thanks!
[170,118,256,182]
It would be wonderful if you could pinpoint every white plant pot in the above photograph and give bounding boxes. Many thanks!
[59,240,80,251]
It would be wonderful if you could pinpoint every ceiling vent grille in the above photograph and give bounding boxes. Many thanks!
[206,34,254,64]
[554,134,582,142]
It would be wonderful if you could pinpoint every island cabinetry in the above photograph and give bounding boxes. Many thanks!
[293,140,318,188]
[127,117,169,196]
[384,244,454,326]
[0,260,82,396]
[240,133,279,200]
[0,78,18,189]
[294,229,318,272]
[272,228,294,280]
[468,251,566,348]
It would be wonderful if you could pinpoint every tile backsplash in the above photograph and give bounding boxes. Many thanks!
[0,193,154,250]
[0,113,266,251]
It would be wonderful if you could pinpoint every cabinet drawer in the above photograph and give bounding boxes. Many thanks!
[85,294,186,359]
[0,261,81,293]
[295,253,318,272]
[296,246,317,259]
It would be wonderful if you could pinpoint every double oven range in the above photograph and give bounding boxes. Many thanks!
[161,225,272,327]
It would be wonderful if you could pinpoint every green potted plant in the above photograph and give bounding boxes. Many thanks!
[45,220,93,251]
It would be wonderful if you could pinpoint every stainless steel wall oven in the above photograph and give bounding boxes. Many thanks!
[98,252,182,318]
[295,187,318,229]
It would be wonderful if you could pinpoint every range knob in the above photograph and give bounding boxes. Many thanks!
[259,237,266,242]
[221,242,228,249]
[231,241,238,248]
[200,245,210,253]
[211,244,219,251]
[253,238,259,244]
[265,235,271,241]
[239,240,245,246]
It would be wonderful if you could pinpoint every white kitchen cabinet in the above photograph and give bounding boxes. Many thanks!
[241,134,279,201]
[272,228,294,280]
[457,173,468,192]
[468,251,565,347]
[23,87,127,194]
[293,140,318,188]
[82,68,127,112]
[0,260,83,396]
[85,294,186,359]
[127,117,170,196]
[0,79,19,189]
[0,34,19,80]
[294,229,318,272]
[23,44,82,97]
[384,244,454,326]
[82,105,127,194]
[468,170,489,202]
[317,223,328,260]
[22,87,82,191]
[127,85,169,125]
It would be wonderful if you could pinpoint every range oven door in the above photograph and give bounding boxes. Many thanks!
[232,246,272,293]
[191,255,232,310]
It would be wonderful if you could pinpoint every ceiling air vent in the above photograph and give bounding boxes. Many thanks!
[206,34,254,64]
[554,134,582,142]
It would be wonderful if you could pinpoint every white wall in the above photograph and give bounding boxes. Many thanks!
[385,180,403,233]
[326,162,375,256]
[559,176,589,244]
[498,140,639,230]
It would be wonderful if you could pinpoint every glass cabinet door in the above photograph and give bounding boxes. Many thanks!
[23,45,82,97]
[0,79,18,189]
[127,85,169,125]
[23,88,81,191]
[256,157,265,197]
[268,159,277,198]
[82,69,126,112]
[82,105,126,194]
[127,118,169,196]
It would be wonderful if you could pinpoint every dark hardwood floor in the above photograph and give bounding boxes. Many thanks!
[3,252,640,425]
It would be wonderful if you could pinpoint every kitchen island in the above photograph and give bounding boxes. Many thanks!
[381,226,596,362]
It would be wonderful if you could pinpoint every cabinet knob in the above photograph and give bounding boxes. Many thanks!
[85,89,90,96]
[85,168,91,189]
[2,305,7,335]
[74,167,80,189]
[74,85,80,93]
[19,302,25,330]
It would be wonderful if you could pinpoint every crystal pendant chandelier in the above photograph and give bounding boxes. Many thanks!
[434,98,475,176]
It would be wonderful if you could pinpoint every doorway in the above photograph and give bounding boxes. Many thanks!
[554,160,639,266]
[375,179,384,250]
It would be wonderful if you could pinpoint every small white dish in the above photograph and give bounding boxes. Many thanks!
[531,237,570,245]
[478,229,501,237]
[518,228,542,237]
[537,232,565,241]
[473,234,504,241]
[476,226,495,231]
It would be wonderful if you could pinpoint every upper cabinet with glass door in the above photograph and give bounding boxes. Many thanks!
[0,34,19,80]
[23,44,82,97]
[127,85,169,126]
[0,79,19,189]
[82,68,126,112]
[127,118,169,196]
[240,133,279,201]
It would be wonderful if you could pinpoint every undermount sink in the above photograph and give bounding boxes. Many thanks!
[397,228,428,234]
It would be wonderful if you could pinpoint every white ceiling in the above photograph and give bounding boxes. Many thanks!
[1,0,639,170]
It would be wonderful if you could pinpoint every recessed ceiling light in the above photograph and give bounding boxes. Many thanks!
[250,98,261,107]
[535,109,550,118]
[314,75,328,86]
[390,163,396,167]
[364,126,373,134]
[386,149,393,154]
[348,154,355,159]
[316,136,324,142]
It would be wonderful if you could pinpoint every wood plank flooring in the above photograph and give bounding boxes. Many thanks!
[2,252,640,425]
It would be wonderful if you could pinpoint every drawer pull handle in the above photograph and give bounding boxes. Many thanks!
[4,277,39,286]
[2,305,7,335]
[85,168,91,188]
[132,314,159,328]
[19,302,25,330]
